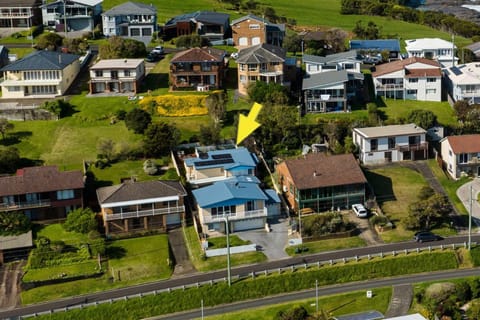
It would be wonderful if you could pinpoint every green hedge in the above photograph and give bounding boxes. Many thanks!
[37,251,457,320]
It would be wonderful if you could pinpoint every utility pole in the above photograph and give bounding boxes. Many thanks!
[223,216,231,286]
[64,0,68,38]
[469,184,473,251]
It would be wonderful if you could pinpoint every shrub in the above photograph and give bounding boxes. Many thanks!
[0,211,31,236]
[139,95,208,117]
[50,240,65,253]
[143,159,158,175]
[63,208,98,234]
[425,282,456,303]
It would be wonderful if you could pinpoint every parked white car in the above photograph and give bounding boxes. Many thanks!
[352,203,368,218]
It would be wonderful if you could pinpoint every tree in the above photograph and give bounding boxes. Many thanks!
[0,211,31,236]
[325,28,348,54]
[0,118,14,140]
[247,81,289,105]
[99,36,147,59]
[275,305,309,320]
[63,208,98,234]
[62,37,89,55]
[36,32,64,51]
[175,34,210,48]
[199,124,221,145]
[205,91,227,126]
[404,193,452,230]
[283,33,302,56]
[454,100,471,122]
[0,146,20,173]
[97,138,116,163]
[143,122,180,157]
[125,109,152,134]
[407,109,437,129]
[41,99,73,119]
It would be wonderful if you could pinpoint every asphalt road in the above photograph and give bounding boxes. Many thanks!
[1,234,479,319]
[151,268,480,320]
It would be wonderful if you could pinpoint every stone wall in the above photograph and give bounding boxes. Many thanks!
[0,108,56,121]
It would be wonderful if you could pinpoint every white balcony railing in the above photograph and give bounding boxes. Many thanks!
[0,200,51,211]
[202,208,267,224]
[104,205,185,221]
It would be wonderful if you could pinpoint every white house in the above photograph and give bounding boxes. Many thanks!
[102,1,157,40]
[372,57,442,102]
[353,123,428,165]
[405,38,458,68]
[89,58,145,94]
[41,0,102,32]
[440,134,480,180]
[303,51,362,76]
[444,63,480,104]
[0,50,80,99]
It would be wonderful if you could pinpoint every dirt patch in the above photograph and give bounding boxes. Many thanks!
[0,261,25,310]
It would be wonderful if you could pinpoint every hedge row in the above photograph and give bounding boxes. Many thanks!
[38,251,457,320]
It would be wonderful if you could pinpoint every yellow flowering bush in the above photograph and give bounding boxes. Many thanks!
[139,95,208,117]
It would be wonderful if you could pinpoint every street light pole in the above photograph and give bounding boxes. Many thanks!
[63,0,68,38]
[223,216,231,286]
[469,184,473,251]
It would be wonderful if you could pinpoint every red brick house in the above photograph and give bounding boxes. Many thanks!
[0,166,84,221]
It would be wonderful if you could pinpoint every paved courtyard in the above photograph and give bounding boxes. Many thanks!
[235,217,291,261]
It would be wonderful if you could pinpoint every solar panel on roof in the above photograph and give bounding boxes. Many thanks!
[211,154,233,160]
[451,67,463,76]
[194,158,234,167]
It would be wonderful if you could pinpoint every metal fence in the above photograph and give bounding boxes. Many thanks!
[18,241,474,319]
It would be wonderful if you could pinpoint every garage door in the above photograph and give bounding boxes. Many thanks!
[239,37,248,46]
[166,213,181,226]
[252,37,261,45]
[233,218,264,232]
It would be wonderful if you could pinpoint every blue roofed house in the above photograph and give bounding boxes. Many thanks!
[0,50,80,99]
[192,176,280,234]
[349,39,401,61]
[302,51,364,113]
[183,147,258,187]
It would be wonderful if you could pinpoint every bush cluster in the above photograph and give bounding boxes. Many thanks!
[139,95,208,117]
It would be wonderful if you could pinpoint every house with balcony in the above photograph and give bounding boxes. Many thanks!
[192,175,279,234]
[275,153,367,213]
[183,146,258,187]
[236,43,287,96]
[89,58,145,95]
[41,0,102,32]
[405,38,458,68]
[0,50,80,99]
[440,134,480,180]
[230,14,284,48]
[0,166,84,221]
[353,123,428,165]
[102,2,157,41]
[444,63,480,104]
[302,51,364,113]
[169,47,226,91]
[0,0,42,28]
[163,11,230,42]
[372,57,442,102]
[96,180,187,235]
[349,39,401,61]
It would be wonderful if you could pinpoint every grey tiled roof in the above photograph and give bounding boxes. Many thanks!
[302,70,348,89]
[0,50,79,72]
[166,11,229,27]
[97,180,187,205]
[103,1,156,16]
[303,51,360,65]
[236,44,285,64]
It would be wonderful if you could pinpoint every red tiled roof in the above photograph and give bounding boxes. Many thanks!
[0,166,84,196]
[170,47,225,63]
[446,135,480,154]
[281,153,367,190]
[372,57,441,77]
[405,68,442,77]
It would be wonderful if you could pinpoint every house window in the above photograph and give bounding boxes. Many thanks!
[409,135,420,145]
[95,70,103,77]
[211,205,236,216]
[249,24,260,29]
[124,70,131,77]
[239,64,246,71]
[240,75,247,83]
[388,137,395,149]
[449,150,452,156]
[344,63,354,70]
[459,153,468,164]
[57,189,74,200]
[426,89,436,94]
[408,78,418,83]
[370,139,378,151]
[427,78,436,82]
[201,62,211,71]
[111,71,118,79]
[248,64,257,71]
[8,86,21,92]
[246,200,255,211]
[407,89,417,95]
[248,76,257,82]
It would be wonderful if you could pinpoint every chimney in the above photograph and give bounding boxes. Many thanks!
[313,170,317,177]
[58,54,62,64]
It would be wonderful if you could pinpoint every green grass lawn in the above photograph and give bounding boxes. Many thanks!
[364,165,428,242]
[203,287,392,320]
[207,235,251,248]
[184,226,267,272]
[34,224,89,245]
[22,261,100,283]
[286,236,366,256]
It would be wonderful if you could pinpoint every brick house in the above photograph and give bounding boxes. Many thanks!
[169,47,227,91]
[230,14,285,48]
[0,166,84,221]
[275,153,367,213]
[96,180,187,235]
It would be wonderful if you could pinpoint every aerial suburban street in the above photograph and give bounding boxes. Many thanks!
[1,234,479,319]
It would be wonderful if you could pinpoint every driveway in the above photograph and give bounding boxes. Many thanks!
[346,211,383,246]
[456,178,480,228]
[235,217,290,261]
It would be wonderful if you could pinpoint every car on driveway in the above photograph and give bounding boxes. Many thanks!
[352,203,368,218]
[414,231,442,243]
[151,46,164,55]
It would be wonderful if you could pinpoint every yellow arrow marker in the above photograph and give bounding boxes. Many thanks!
[236,102,263,145]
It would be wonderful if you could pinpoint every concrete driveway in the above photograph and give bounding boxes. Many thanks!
[235,217,290,261]
[456,178,480,228]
